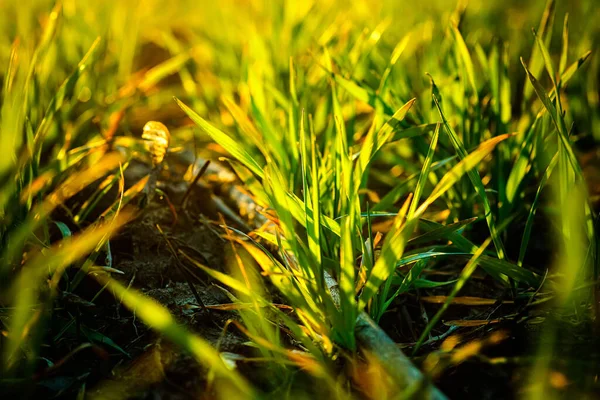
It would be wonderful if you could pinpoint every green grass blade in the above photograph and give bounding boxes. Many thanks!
[33,37,102,153]
[532,28,557,89]
[518,153,558,267]
[414,133,511,218]
[408,123,440,218]
[413,237,493,354]
[520,58,581,178]
[522,0,555,104]
[96,275,254,396]
[175,98,265,180]
[451,25,478,100]
[179,251,252,297]
[408,217,477,246]
[557,50,591,89]
[356,98,416,179]
[138,52,192,92]
[431,91,507,260]
[559,14,569,76]
[333,73,395,116]
[373,155,457,212]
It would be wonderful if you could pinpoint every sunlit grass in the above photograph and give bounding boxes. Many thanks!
[1,0,599,398]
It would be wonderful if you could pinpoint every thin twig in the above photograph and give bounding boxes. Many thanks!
[156,224,207,311]
[181,159,211,207]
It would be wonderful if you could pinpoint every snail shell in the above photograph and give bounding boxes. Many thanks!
[142,121,171,165]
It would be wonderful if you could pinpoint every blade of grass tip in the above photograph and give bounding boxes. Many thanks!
[518,153,558,267]
[475,42,489,77]
[3,38,19,96]
[221,97,264,154]
[349,18,390,73]
[77,161,131,223]
[100,174,148,220]
[520,58,581,178]
[556,50,591,90]
[532,28,558,97]
[175,98,264,180]
[377,33,411,93]
[288,57,300,175]
[522,0,555,104]
[478,255,540,287]
[559,14,569,76]
[412,237,493,354]
[451,24,478,100]
[431,94,508,259]
[534,49,592,118]
[94,275,253,396]
[356,98,416,180]
[332,72,395,116]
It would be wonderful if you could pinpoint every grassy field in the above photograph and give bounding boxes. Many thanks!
[1,0,600,398]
